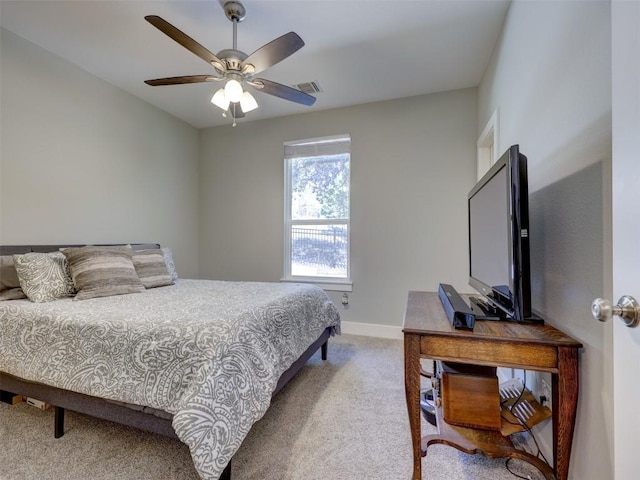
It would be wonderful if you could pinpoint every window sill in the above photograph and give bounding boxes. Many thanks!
[280,277,352,292]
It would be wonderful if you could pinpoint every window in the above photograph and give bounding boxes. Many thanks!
[283,134,351,290]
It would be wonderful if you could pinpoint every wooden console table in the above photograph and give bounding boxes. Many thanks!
[403,291,582,480]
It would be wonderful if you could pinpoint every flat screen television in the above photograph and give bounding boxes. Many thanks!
[467,145,542,324]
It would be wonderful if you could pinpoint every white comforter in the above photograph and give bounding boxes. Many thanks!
[0,279,340,479]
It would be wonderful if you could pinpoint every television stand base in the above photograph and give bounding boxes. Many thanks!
[468,296,504,320]
[468,296,545,325]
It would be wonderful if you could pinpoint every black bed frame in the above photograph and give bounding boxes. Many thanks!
[0,244,332,480]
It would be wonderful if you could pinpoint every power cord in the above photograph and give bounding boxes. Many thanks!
[505,458,533,480]
[502,374,554,480]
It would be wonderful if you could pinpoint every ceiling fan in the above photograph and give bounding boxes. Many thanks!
[144,0,316,125]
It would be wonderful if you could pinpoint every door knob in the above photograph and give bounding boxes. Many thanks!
[591,295,640,328]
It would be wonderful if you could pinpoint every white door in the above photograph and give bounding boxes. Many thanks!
[611,2,639,478]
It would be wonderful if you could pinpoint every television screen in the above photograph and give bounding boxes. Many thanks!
[467,145,541,323]
[468,165,510,296]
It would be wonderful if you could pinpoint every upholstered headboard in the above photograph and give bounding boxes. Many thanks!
[0,244,160,256]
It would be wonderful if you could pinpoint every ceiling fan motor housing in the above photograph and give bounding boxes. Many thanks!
[216,49,249,73]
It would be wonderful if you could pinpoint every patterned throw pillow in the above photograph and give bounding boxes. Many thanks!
[132,249,174,289]
[161,247,179,281]
[62,245,145,301]
[0,255,27,300]
[13,252,76,303]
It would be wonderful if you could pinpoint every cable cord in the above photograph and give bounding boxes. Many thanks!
[505,457,533,480]
[503,374,554,479]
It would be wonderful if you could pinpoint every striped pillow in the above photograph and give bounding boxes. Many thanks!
[132,249,174,289]
[62,245,145,301]
[0,255,27,300]
[0,287,27,301]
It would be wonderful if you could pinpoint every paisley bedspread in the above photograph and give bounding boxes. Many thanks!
[0,279,341,479]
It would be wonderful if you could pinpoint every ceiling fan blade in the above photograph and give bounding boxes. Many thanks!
[230,103,245,119]
[145,16,225,69]
[253,78,316,106]
[241,32,304,75]
[144,75,216,86]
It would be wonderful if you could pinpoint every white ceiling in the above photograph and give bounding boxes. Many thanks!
[0,0,510,129]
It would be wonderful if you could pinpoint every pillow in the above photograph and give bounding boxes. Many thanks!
[62,245,145,301]
[1,255,23,289]
[0,255,27,300]
[132,249,174,289]
[0,287,27,301]
[161,247,179,281]
[13,252,76,303]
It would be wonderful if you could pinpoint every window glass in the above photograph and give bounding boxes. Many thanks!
[291,154,350,220]
[284,135,351,283]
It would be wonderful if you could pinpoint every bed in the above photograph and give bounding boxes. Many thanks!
[0,243,341,480]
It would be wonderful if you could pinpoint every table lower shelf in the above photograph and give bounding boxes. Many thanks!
[421,406,555,480]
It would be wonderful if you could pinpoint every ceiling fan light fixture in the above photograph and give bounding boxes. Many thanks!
[224,78,243,103]
[240,91,258,113]
[211,88,230,111]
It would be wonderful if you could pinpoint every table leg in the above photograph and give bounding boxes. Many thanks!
[404,333,422,480]
[552,347,579,480]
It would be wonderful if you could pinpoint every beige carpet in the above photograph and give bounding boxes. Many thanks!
[0,334,545,480]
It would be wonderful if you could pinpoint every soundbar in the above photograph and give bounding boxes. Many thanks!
[438,283,475,330]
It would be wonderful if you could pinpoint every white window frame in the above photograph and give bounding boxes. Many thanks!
[282,134,352,292]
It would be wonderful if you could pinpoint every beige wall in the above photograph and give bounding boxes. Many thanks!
[199,88,478,335]
[478,1,612,477]
[0,28,200,277]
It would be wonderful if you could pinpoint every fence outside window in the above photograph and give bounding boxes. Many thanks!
[290,225,347,272]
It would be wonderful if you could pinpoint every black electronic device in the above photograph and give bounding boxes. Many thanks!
[468,295,505,320]
[467,145,543,324]
[438,283,475,330]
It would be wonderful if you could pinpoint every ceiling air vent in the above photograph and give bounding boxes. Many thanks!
[293,81,323,95]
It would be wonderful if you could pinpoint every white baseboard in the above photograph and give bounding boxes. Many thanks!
[339,321,403,339]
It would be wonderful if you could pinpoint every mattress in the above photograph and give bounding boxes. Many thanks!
[0,278,341,479]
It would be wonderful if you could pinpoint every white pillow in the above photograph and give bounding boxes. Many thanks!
[161,247,179,281]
